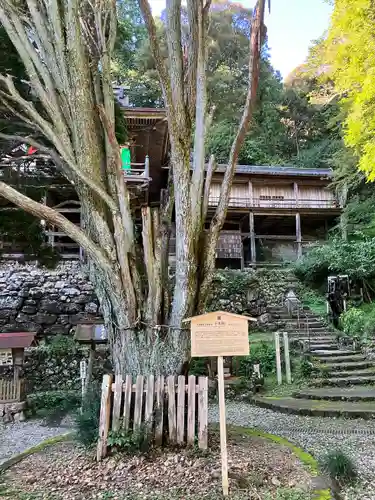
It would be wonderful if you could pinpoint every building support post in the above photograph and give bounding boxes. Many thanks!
[239,223,244,270]
[296,212,302,260]
[249,211,256,265]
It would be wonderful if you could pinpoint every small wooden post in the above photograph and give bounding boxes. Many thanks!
[155,375,165,446]
[296,212,302,259]
[167,375,177,444]
[112,375,123,432]
[122,374,132,431]
[217,356,229,497]
[283,332,292,384]
[177,375,185,445]
[134,375,144,432]
[187,375,196,446]
[97,374,112,461]
[198,376,208,449]
[274,332,282,386]
[249,211,256,264]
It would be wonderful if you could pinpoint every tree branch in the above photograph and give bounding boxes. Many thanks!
[138,0,171,103]
[198,0,266,311]
[190,0,210,228]
[202,154,216,221]
[165,0,187,133]
[0,132,120,216]
[212,0,265,229]
[0,181,113,274]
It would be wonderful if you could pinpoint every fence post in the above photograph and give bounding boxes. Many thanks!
[187,375,196,446]
[155,375,165,446]
[177,375,185,445]
[167,375,177,444]
[274,332,282,386]
[97,374,113,461]
[283,332,292,384]
[198,376,208,450]
[112,375,123,432]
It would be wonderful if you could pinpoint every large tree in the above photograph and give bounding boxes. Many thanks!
[0,0,266,375]
[325,0,375,180]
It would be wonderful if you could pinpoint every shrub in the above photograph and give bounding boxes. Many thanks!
[264,488,307,500]
[27,390,81,424]
[235,341,276,377]
[298,358,317,379]
[189,357,208,376]
[341,303,375,341]
[75,384,101,447]
[294,237,375,286]
[107,423,153,455]
[321,449,358,486]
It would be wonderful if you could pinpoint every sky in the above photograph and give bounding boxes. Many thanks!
[149,0,333,78]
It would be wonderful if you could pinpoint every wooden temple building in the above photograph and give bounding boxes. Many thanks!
[0,88,342,267]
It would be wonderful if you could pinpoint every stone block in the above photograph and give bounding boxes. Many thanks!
[85,302,98,314]
[28,287,43,299]
[61,303,82,314]
[34,313,57,325]
[0,296,23,309]
[21,306,37,314]
[39,300,63,314]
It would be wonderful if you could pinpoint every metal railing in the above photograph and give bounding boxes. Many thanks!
[208,197,339,210]
[283,294,311,351]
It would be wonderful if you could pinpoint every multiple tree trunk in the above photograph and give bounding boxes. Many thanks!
[0,0,266,375]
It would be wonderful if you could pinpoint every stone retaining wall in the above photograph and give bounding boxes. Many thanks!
[0,261,101,336]
[0,401,26,423]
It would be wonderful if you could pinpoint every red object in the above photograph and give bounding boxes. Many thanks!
[0,332,36,349]
[27,146,37,155]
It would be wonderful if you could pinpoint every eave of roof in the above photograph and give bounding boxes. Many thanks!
[0,331,36,349]
[215,165,333,177]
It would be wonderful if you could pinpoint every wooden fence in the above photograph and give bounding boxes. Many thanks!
[97,374,209,461]
[0,378,23,402]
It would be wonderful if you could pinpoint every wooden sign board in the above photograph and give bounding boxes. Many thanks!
[190,311,253,358]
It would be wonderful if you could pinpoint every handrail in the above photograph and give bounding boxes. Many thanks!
[208,196,339,209]
[282,293,311,351]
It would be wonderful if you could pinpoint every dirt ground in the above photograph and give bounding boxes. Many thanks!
[0,429,314,499]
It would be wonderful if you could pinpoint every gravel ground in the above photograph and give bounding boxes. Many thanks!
[0,418,72,466]
[209,402,375,500]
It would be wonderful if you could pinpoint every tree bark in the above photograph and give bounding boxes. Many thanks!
[0,0,267,377]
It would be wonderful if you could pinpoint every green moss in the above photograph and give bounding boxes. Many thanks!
[313,489,332,500]
[0,432,74,472]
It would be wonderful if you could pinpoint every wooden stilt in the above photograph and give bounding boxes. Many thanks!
[249,212,256,264]
[295,213,302,259]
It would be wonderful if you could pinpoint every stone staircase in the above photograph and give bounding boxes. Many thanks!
[252,304,375,419]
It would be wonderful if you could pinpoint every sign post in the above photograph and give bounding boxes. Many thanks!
[186,311,256,497]
[217,355,229,496]
[80,360,87,410]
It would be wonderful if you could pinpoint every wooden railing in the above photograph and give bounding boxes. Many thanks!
[97,374,208,461]
[208,197,339,209]
[122,156,150,182]
[0,378,24,402]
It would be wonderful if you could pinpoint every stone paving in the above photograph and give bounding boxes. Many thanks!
[0,418,72,466]
[209,401,375,500]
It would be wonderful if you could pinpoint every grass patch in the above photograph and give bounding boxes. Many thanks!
[301,289,327,318]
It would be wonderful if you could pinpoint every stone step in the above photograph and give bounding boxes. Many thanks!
[288,333,335,339]
[284,322,326,328]
[323,361,374,371]
[313,375,375,387]
[294,387,375,402]
[328,368,375,378]
[316,354,367,364]
[309,344,338,351]
[311,350,360,358]
[252,396,375,419]
[288,330,334,336]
